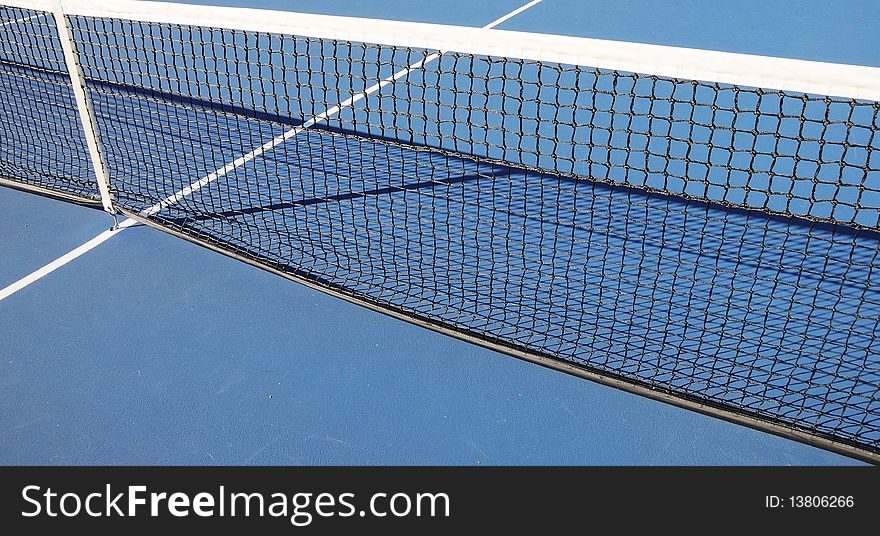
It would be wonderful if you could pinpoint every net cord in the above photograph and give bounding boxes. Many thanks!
[5,0,880,101]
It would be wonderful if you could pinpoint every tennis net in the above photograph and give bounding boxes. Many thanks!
[2,0,879,462]
[0,3,98,201]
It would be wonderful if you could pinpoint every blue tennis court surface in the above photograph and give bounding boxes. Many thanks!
[2,0,878,464]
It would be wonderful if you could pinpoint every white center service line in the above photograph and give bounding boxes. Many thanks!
[0,0,542,301]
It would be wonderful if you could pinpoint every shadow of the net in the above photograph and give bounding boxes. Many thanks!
[160,167,488,224]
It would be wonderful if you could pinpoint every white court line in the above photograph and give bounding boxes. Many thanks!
[482,0,542,28]
[0,13,46,27]
[140,0,541,217]
[141,49,445,217]
[0,0,542,301]
[0,218,138,301]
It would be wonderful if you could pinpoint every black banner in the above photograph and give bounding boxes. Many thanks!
[1,467,876,532]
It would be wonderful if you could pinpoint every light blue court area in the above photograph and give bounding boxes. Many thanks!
[2,0,878,465]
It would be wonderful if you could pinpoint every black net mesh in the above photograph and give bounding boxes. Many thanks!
[1,7,878,458]
[0,6,99,202]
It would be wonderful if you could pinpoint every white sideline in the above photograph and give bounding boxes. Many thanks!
[0,0,543,301]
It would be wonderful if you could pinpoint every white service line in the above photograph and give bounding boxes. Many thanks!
[0,0,542,301]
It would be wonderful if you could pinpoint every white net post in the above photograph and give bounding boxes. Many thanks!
[51,0,115,215]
